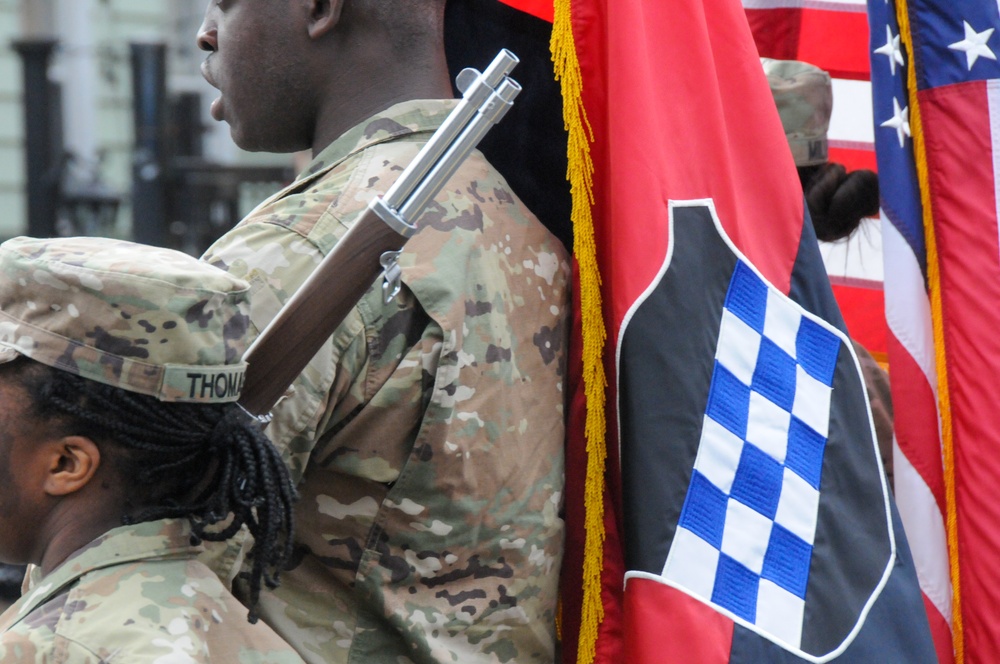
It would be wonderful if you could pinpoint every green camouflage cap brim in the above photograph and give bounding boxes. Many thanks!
[0,236,251,403]
[762,57,833,167]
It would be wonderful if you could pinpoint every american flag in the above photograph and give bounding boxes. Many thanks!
[868,0,1000,660]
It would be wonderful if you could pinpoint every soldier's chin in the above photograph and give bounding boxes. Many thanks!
[231,127,307,154]
[228,125,271,153]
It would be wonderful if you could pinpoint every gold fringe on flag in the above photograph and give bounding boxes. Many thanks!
[550,1,608,663]
[894,1,964,661]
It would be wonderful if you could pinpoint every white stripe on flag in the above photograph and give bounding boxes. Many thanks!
[828,139,876,152]
[882,217,937,390]
[819,220,882,281]
[829,79,874,145]
[893,436,952,627]
[882,215,951,627]
[741,0,866,12]
[989,79,1000,270]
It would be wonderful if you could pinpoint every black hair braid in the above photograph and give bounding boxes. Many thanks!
[798,162,880,242]
[237,438,297,610]
[18,360,296,624]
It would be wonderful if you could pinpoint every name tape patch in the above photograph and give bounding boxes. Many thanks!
[161,363,247,403]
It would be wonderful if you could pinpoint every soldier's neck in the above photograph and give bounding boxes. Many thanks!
[311,53,455,157]
[38,499,127,576]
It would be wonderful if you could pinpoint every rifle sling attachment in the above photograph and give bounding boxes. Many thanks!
[381,251,403,304]
[369,196,415,305]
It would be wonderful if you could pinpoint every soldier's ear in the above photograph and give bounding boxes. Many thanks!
[42,436,101,497]
[306,0,343,40]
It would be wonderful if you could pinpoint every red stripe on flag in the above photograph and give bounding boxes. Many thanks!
[595,485,626,663]
[623,577,733,663]
[887,331,946,511]
[921,79,1000,657]
[745,7,870,81]
[745,8,802,60]
[923,592,956,664]
[498,0,554,21]
[796,9,870,81]
[831,282,887,357]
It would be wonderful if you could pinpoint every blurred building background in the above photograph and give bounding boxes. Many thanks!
[0,0,294,254]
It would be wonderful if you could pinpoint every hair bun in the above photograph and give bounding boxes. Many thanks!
[800,163,880,242]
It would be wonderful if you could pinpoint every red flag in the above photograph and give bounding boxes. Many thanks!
[553,0,802,657]
[553,0,934,660]
[498,0,554,21]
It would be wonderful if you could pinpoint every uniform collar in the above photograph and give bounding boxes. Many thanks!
[1,519,197,631]
[237,99,459,225]
[298,99,459,182]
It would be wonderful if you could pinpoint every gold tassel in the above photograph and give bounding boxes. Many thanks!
[550,1,608,663]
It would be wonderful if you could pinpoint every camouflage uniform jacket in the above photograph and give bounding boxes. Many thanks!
[202,100,570,663]
[0,519,304,663]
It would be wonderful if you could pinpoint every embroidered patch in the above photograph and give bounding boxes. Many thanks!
[662,258,839,650]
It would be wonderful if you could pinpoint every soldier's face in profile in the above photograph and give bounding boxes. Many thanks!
[196,0,316,153]
[0,366,115,572]
[0,374,51,566]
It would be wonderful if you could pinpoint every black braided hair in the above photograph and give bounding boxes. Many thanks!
[11,358,295,624]
[798,162,880,242]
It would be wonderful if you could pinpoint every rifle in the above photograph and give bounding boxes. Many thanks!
[238,50,522,417]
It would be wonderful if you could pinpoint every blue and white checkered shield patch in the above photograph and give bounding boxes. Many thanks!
[663,259,842,648]
[619,200,898,662]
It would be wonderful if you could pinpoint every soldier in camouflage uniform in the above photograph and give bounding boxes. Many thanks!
[0,237,303,663]
[196,1,569,662]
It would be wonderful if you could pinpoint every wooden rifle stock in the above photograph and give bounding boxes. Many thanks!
[238,50,522,417]
[238,211,408,415]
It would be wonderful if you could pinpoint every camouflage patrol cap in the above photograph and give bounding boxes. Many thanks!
[0,236,251,404]
[762,57,833,167]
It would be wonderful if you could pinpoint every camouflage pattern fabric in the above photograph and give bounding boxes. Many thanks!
[762,58,833,167]
[0,519,304,663]
[201,99,570,663]
[0,236,250,404]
